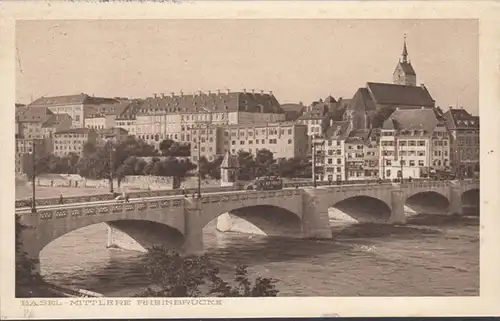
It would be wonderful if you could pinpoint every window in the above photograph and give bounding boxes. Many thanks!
[386,160,392,166]
[337,158,341,164]
[288,139,292,144]
[249,140,253,145]
[328,158,333,164]
[418,140,425,146]
[288,129,292,135]
[417,151,425,156]
[418,160,424,166]
[386,169,391,177]
[409,160,415,166]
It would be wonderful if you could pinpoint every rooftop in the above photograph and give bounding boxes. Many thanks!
[55,128,94,135]
[366,82,435,108]
[382,108,440,134]
[29,93,119,107]
[16,106,53,123]
[443,108,480,130]
[323,121,351,140]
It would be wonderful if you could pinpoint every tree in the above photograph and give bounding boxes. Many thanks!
[159,139,175,156]
[254,149,275,177]
[198,156,211,179]
[15,215,44,297]
[135,247,279,297]
[237,151,255,181]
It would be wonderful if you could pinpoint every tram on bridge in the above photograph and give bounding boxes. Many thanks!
[245,176,284,191]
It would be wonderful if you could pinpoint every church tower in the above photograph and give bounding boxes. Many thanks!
[393,35,417,86]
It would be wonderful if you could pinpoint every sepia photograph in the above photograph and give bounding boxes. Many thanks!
[1,1,499,318]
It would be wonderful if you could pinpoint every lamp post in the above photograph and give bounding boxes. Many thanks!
[107,136,116,194]
[31,140,37,213]
[196,106,214,198]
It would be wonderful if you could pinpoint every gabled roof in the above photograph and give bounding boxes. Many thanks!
[42,113,73,128]
[279,103,305,121]
[443,108,480,130]
[15,106,53,122]
[394,61,416,76]
[382,108,439,134]
[324,121,351,140]
[348,88,377,113]
[366,82,435,108]
[29,93,119,107]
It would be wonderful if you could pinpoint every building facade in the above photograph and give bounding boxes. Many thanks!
[380,108,450,180]
[53,128,99,157]
[313,121,351,182]
[443,108,480,177]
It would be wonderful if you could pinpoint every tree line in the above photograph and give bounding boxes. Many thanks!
[25,135,315,185]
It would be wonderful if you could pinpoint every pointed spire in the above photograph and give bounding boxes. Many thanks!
[402,33,408,63]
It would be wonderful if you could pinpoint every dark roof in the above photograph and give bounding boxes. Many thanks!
[346,129,370,144]
[324,95,337,104]
[134,91,283,116]
[29,93,119,107]
[42,113,73,128]
[279,103,305,121]
[348,88,377,113]
[443,108,479,130]
[382,108,440,134]
[395,61,416,76]
[324,121,351,140]
[85,101,132,118]
[97,127,129,136]
[15,106,53,122]
[55,128,94,135]
[366,82,435,108]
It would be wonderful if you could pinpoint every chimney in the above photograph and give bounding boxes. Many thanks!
[260,90,264,94]
[449,105,453,109]
[251,89,255,94]
[208,90,211,95]
[217,89,220,95]
[226,89,230,94]
[161,93,165,98]
[180,91,184,97]
[243,88,246,93]
[269,91,273,95]
[153,93,157,98]
[171,92,175,97]
[199,90,203,96]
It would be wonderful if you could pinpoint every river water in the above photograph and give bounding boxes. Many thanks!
[39,211,479,297]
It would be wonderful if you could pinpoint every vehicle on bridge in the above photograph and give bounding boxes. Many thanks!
[245,176,284,191]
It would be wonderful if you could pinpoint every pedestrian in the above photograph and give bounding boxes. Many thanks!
[59,194,64,204]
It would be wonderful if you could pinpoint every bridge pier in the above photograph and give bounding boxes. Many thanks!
[389,189,406,224]
[448,185,464,215]
[183,200,204,255]
[301,188,333,239]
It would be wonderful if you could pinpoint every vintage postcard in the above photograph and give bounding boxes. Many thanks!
[1,0,499,319]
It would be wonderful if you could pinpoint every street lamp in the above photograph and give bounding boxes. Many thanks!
[106,135,116,194]
[30,140,37,213]
[196,106,213,198]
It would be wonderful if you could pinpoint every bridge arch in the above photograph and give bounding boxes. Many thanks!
[200,203,303,238]
[404,191,450,216]
[461,188,480,216]
[328,195,392,224]
[22,217,185,263]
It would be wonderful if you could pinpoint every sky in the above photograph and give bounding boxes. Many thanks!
[16,19,478,115]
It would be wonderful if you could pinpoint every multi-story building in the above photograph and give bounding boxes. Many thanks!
[116,90,285,151]
[189,123,225,162]
[314,121,351,182]
[96,127,130,144]
[364,129,380,179]
[442,107,480,177]
[224,122,308,161]
[380,108,450,180]
[28,93,120,128]
[15,106,53,140]
[345,130,370,181]
[15,139,46,174]
[53,128,99,157]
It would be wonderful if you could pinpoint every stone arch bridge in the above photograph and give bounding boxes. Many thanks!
[17,180,479,270]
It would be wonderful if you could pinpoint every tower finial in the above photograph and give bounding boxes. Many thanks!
[402,33,408,63]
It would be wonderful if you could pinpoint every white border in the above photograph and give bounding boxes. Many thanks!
[1,1,499,318]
